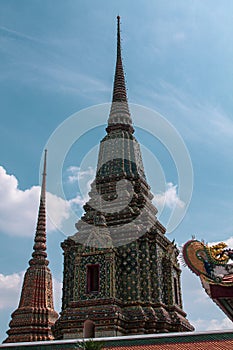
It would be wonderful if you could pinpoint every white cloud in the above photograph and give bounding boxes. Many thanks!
[69,195,87,208]
[0,272,62,316]
[153,182,184,209]
[47,192,71,232]
[210,236,233,249]
[0,166,71,237]
[67,166,95,209]
[67,166,95,183]
[0,25,41,44]
[191,317,232,332]
[181,261,233,332]
[53,278,62,313]
[0,272,24,310]
[38,64,110,98]
[0,165,99,237]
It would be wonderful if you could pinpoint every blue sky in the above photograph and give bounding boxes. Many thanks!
[1,0,233,342]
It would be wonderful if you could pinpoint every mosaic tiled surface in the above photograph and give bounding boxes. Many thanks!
[53,18,193,339]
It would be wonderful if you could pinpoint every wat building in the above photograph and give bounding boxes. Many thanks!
[4,151,58,343]
[53,17,193,339]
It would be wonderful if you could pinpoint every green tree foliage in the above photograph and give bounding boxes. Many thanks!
[77,339,105,349]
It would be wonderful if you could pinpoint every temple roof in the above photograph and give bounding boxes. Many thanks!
[183,239,233,322]
[1,330,233,349]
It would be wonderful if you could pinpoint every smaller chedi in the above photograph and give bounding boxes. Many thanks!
[4,150,58,343]
[183,239,233,321]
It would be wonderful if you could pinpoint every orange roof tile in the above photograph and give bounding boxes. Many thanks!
[106,339,233,350]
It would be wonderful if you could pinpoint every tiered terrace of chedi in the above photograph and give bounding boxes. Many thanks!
[4,17,194,344]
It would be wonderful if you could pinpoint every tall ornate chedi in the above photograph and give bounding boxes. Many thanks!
[4,150,58,343]
[53,17,193,339]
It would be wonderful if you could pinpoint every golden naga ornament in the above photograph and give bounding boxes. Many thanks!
[183,239,233,285]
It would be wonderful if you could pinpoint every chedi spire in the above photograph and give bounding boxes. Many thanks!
[30,149,48,266]
[112,15,128,103]
[4,150,58,343]
[107,16,133,133]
